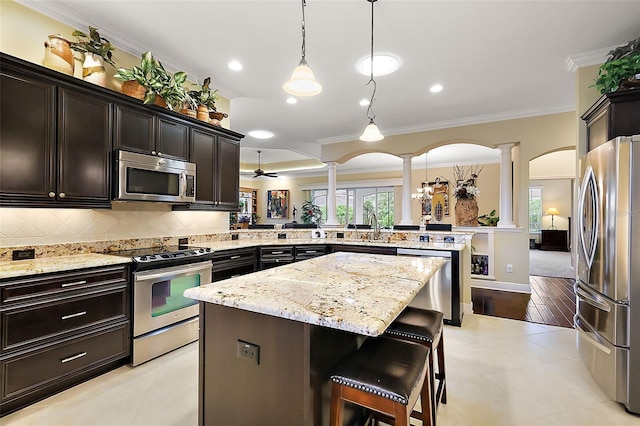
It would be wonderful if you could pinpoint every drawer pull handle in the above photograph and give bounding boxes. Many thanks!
[62,311,87,320]
[230,255,241,260]
[61,280,87,288]
[305,250,317,254]
[61,352,87,364]
[271,251,284,255]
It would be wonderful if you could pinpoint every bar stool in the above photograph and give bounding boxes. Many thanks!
[384,307,446,424]
[329,337,433,426]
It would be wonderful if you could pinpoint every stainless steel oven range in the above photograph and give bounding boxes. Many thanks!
[113,246,214,366]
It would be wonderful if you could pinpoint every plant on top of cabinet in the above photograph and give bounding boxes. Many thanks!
[70,26,115,87]
[115,51,187,109]
[594,36,640,94]
[186,76,219,121]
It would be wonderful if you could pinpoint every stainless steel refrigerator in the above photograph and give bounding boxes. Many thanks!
[575,134,640,414]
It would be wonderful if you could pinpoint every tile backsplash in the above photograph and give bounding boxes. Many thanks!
[0,202,229,247]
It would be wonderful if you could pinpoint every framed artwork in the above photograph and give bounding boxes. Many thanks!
[422,179,450,216]
[267,190,289,219]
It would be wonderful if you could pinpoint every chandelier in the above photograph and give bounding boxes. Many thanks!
[411,152,433,219]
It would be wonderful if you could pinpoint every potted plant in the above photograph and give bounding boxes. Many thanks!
[594,36,640,94]
[300,199,322,224]
[69,26,115,86]
[158,71,188,111]
[478,209,499,226]
[186,77,219,121]
[116,51,185,108]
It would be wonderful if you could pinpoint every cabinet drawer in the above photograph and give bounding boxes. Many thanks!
[1,323,129,402]
[1,266,128,304]
[260,246,294,260]
[294,245,327,261]
[213,261,257,282]
[2,287,128,352]
[212,248,257,268]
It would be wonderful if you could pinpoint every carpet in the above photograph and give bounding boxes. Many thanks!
[529,249,575,279]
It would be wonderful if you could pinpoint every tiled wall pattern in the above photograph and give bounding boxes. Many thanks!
[0,202,229,247]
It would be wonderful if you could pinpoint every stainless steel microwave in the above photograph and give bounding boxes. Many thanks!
[113,150,196,203]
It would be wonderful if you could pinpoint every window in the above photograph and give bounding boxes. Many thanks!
[310,186,394,227]
[529,187,542,233]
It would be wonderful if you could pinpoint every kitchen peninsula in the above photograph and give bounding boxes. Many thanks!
[184,251,445,426]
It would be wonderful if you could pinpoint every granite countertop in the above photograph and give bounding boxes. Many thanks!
[197,238,466,252]
[184,252,446,336]
[0,254,132,280]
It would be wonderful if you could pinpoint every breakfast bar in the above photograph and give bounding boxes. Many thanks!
[184,252,445,426]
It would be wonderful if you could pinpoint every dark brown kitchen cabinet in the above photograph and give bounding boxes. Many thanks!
[113,104,189,161]
[582,90,640,152]
[0,265,130,416]
[179,126,240,211]
[0,61,112,208]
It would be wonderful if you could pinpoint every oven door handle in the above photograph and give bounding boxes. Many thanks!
[134,261,212,281]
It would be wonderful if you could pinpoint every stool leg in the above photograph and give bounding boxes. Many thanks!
[421,353,434,426]
[329,382,345,426]
[438,334,447,404]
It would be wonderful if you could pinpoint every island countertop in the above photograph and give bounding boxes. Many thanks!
[184,251,445,336]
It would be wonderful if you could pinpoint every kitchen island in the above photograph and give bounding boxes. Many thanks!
[184,252,445,426]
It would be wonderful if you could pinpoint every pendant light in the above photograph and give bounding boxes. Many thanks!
[359,0,383,142]
[283,0,323,97]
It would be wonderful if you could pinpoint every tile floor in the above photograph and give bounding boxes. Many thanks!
[3,314,640,425]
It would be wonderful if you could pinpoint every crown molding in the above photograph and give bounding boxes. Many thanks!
[316,103,575,145]
[564,46,614,72]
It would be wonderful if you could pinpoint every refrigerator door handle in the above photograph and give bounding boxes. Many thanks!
[574,281,612,313]
[574,314,612,355]
[578,166,599,270]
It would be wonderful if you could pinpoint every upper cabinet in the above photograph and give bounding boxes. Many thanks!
[582,91,640,152]
[1,62,112,208]
[179,126,241,211]
[113,104,190,161]
[0,53,243,210]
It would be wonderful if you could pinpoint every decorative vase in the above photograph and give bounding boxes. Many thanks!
[196,105,209,122]
[454,198,479,227]
[82,52,106,86]
[43,34,74,76]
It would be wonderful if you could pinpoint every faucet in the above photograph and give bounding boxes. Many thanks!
[370,213,381,240]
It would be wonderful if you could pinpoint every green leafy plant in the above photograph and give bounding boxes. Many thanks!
[115,51,187,109]
[300,199,322,224]
[593,36,640,94]
[70,26,115,66]
[187,77,219,111]
[478,209,499,226]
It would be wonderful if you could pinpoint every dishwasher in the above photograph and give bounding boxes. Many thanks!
[397,248,462,326]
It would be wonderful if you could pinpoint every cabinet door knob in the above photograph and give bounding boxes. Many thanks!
[157,151,162,156]
[59,192,66,198]
[152,150,156,155]
[48,192,55,198]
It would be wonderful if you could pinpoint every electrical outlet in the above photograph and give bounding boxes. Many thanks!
[278,233,287,239]
[337,232,345,239]
[506,264,513,273]
[231,233,239,240]
[237,340,260,365]
[12,249,35,260]
[420,235,429,242]
[178,237,189,246]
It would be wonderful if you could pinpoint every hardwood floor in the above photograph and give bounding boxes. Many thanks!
[471,275,576,328]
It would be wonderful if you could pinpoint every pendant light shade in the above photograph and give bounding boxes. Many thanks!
[283,0,322,97]
[360,119,384,142]
[359,0,383,142]
[283,59,323,97]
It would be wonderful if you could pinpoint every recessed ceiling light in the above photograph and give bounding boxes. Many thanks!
[359,99,370,106]
[430,84,443,93]
[248,130,274,139]
[286,97,298,104]
[357,54,400,76]
[228,61,243,71]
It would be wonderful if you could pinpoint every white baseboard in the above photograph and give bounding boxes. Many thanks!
[471,279,532,294]
[463,302,474,315]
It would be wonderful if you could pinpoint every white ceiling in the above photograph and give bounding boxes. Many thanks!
[19,0,640,173]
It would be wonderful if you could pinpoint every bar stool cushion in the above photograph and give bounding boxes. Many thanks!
[385,307,443,345]
[330,337,428,405]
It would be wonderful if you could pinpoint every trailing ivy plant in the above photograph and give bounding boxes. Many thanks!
[594,36,640,94]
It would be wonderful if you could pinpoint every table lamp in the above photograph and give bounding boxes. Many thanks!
[545,207,560,230]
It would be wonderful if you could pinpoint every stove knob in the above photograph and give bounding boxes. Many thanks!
[205,248,212,252]
[140,256,147,261]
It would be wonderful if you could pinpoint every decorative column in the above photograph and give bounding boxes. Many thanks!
[399,154,415,225]
[497,143,516,228]
[324,161,340,226]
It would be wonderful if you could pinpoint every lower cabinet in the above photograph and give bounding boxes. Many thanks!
[259,246,294,270]
[329,244,398,255]
[212,248,257,282]
[0,265,131,416]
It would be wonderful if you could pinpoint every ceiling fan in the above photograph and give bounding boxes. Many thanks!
[253,150,278,178]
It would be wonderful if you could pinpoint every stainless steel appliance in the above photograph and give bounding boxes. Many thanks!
[396,248,462,326]
[576,135,640,414]
[113,246,214,366]
[113,150,196,203]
